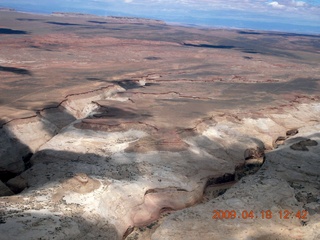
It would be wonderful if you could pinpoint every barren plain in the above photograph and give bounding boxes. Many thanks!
[0,10,320,240]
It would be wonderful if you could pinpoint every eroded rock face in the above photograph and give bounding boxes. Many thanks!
[0,118,58,176]
[1,102,319,240]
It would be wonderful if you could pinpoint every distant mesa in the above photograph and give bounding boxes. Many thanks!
[108,16,162,21]
[50,12,165,25]
[106,16,165,25]
[0,8,15,12]
[51,12,165,24]
[51,12,96,17]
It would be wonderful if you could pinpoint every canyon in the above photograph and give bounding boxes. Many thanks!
[0,10,320,240]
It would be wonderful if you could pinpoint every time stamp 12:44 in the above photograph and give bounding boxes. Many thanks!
[212,210,308,220]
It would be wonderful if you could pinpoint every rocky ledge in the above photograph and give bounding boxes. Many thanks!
[0,81,319,239]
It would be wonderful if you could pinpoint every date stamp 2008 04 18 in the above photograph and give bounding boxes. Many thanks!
[212,210,308,220]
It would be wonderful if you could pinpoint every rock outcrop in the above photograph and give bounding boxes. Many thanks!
[151,124,320,240]
[1,98,319,239]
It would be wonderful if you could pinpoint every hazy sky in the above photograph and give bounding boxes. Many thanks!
[1,0,319,33]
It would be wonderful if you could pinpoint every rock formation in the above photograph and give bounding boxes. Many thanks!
[0,11,319,240]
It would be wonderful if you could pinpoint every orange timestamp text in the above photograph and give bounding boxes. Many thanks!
[212,209,308,220]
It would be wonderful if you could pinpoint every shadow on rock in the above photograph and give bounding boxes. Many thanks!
[0,210,119,240]
[0,126,32,194]
[46,21,83,26]
[16,18,43,22]
[116,79,144,90]
[0,66,32,75]
[0,28,28,35]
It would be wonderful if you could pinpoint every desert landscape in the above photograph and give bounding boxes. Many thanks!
[0,9,320,240]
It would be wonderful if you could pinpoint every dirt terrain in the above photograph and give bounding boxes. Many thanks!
[0,10,320,240]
